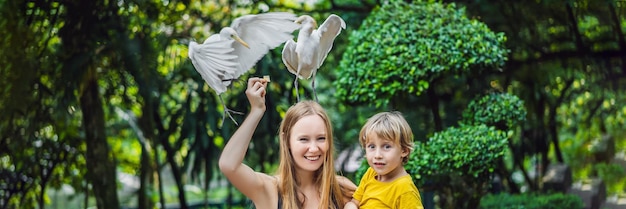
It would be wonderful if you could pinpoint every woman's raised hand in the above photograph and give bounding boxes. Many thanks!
[245,77,268,112]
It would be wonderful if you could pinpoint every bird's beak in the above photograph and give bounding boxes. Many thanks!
[233,35,250,49]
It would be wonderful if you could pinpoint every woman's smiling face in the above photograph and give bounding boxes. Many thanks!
[289,114,329,172]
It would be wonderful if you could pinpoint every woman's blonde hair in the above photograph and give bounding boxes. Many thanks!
[276,101,347,209]
[359,111,414,164]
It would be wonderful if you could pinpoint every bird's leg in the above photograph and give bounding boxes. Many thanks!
[219,95,243,126]
[312,70,318,102]
[222,78,246,88]
[294,68,301,102]
[293,76,300,102]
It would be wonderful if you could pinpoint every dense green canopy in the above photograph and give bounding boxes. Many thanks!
[335,0,508,107]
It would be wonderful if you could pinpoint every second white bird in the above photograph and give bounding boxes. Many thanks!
[282,14,346,102]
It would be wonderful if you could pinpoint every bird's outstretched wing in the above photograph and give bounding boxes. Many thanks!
[188,36,238,95]
[312,14,346,67]
[281,39,301,78]
[230,12,300,78]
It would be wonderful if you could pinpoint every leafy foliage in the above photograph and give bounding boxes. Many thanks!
[462,92,527,130]
[407,124,507,187]
[0,0,87,208]
[335,0,508,107]
[592,163,626,195]
[462,1,626,194]
[353,158,369,184]
[479,192,584,209]
[407,124,508,208]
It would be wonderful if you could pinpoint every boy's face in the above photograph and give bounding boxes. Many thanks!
[364,133,408,182]
[289,114,329,173]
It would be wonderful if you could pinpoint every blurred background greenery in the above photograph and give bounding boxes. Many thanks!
[1,0,625,208]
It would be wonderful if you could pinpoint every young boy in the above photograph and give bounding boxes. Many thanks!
[345,111,424,209]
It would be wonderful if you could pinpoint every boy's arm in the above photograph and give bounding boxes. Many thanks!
[337,175,357,198]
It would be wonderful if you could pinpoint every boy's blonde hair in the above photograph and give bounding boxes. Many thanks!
[276,100,349,209]
[359,111,414,164]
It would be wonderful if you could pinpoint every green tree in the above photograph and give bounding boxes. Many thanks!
[462,93,527,131]
[0,0,87,208]
[462,93,528,193]
[56,0,124,207]
[458,0,626,192]
[335,0,508,131]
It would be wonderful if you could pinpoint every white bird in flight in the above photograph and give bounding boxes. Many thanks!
[188,12,300,125]
[282,14,346,101]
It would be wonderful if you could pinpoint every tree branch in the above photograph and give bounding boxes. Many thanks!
[565,2,587,53]
[508,48,626,66]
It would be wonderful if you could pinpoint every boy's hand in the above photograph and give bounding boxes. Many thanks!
[344,200,359,209]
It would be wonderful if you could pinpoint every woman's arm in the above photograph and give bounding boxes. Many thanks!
[218,77,270,202]
[337,175,357,204]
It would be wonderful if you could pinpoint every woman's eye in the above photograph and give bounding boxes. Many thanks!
[317,137,326,141]
[299,138,308,141]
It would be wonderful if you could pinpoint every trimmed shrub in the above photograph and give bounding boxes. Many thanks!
[462,92,527,130]
[479,192,584,209]
[335,0,508,107]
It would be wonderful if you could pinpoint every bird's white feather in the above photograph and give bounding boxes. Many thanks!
[188,12,300,125]
[188,12,300,94]
[313,14,346,71]
[188,38,237,94]
[282,39,301,78]
[282,14,346,79]
[230,12,300,78]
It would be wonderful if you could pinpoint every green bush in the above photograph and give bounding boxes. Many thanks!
[354,158,368,185]
[405,124,507,208]
[462,92,527,130]
[479,193,584,209]
[407,124,508,188]
[335,0,509,107]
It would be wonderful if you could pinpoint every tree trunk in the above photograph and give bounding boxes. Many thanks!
[156,147,167,209]
[138,99,157,209]
[548,113,564,163]
[84,182,89,209]
[161,135,188,209]
[139,143,155,209]
[80,69,120,209]
[427,87,443,132]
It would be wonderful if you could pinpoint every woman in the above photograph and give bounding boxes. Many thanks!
[219,77,356,209]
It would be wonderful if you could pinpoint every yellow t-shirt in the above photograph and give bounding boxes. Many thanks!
[353,167,424,209]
